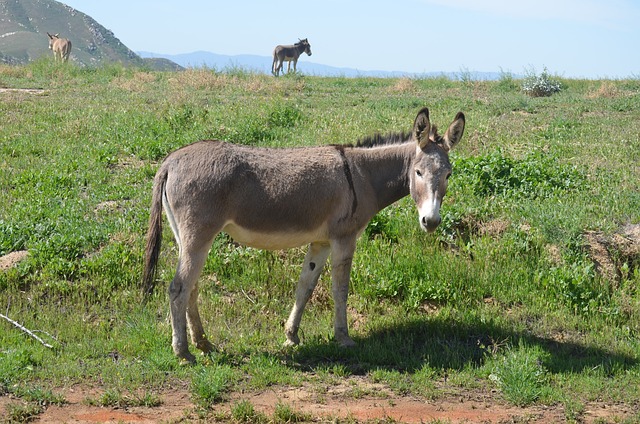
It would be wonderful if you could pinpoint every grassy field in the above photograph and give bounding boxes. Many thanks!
[1,60,639,422]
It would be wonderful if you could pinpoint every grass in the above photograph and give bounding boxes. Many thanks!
[0,61,639,422]
[488,341,548,406]
[85,388,162,408]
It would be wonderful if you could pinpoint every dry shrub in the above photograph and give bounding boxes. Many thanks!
[587,81,620,99]
[242,74,273,93]
[388,77,415,93]
[0,65,31,79]
[168,70,306,96]
[478,219,510,237]
[545,244,563,266]
[112,71,157,92]
[168,69,233,90]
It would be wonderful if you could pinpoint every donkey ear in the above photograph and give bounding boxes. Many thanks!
[442,112,465,151]
[413,107,431,149]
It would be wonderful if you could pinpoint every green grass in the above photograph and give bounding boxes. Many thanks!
[85,388,161,408]
[1,62,639,421]
[231,400,268,423]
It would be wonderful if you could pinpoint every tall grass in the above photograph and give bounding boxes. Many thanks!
[1,62,639,421]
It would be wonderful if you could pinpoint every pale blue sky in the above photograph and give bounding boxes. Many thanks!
[61,0,640,78]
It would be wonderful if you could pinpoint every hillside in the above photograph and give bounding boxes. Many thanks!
[0,0,179,69]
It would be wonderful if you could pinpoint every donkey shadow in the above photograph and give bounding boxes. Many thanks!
[284,314,637,377]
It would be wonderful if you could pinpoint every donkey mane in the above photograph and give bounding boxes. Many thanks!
[354,124,448,149]
[335,131,412,149]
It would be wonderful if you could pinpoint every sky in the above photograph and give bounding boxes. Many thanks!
[60,0,640,79]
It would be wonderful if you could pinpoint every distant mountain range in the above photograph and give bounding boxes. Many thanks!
[0,0,503,78]
[138,50,504,80]
[0,0,178,70]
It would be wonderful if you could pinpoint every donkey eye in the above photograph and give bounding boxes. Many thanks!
[446,173,451,180]
[416,169,422,177]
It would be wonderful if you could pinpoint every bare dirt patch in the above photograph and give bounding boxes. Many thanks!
[1,386,195,424]
[0,250,28,271]
[0,88,47,97]
[1,381,635,423]
[584,224,640,285]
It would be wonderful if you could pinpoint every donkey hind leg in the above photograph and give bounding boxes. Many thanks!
[330,237,358,347]
[187,280,215,354]
[284,242,331,346]
[169,242,212,363]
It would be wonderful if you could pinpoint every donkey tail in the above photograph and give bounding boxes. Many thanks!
[142,166,168,297]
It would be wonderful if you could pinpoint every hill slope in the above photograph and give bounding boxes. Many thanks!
[0,0,178,69]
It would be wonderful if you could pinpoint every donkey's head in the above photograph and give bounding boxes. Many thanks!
[47,32,59,50]
[409,108,465,232]
[298,38,312,56]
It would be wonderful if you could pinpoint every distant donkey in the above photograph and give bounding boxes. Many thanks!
[47,33,72,63]
[272,38,312,76]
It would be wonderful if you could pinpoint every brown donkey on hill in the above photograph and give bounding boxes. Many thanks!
[47,32,72,62]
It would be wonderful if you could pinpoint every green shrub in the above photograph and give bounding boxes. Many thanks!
[489,342,548,406]
[231,400,267,423]
[538,261,610,315]
[191,365,237,407]
[272,402,311,423]
[522,67,563,97]
[452,150,585,199]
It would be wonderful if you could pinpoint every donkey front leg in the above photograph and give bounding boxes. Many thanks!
[284,242,331,346]
[330,237,357,347]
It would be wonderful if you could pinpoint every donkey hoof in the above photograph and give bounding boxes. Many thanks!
[336,334,356,348]
[196,339,215,354]
[178,352,197,365]
[283,335,300,347]
[175,345,197,364]
[284,327,300,346]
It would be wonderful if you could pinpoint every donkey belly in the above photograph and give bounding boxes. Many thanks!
[222,221,328,250]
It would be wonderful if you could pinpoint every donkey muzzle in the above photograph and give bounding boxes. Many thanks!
[418,198,442,233]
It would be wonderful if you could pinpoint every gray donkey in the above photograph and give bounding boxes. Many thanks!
[272,38,312,76]
[143,107,465,363]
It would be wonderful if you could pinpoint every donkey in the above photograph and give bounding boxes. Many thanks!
[272,38,312,76]
[47,33,72,63]
[142,107,465,363]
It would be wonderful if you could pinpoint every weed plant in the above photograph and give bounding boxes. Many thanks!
[488,342,548,406]
[0,62,639,421]
[521,66,563,97]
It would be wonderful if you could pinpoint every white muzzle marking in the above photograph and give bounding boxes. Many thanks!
[418,196,442,232]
